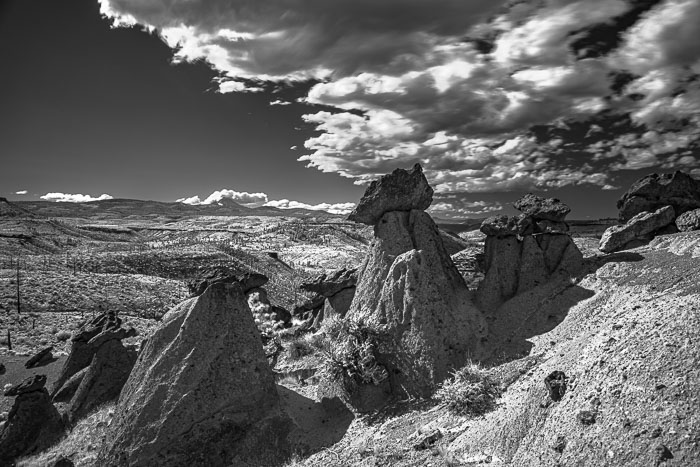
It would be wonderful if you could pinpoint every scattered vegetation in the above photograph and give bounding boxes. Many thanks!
[435,361,501,416]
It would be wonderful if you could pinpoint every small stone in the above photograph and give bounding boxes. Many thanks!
[25,346,54,369]
[413,430,443,450]
[577,410,597,426]
[654,444,673,463]
[544,371,567,402]
[651,427,662,438]
[552,435,566,453]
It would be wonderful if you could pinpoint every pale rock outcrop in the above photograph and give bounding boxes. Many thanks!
[342,164,485,399]
[617,171,700,222]
[476,195,583,312]
[347,163,433,225]
[676,208,700,232]
[100,281,292,467]
[599,206,675,253]
[0,375,64,464]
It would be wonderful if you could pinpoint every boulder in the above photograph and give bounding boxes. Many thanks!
[25,346,54,369]
[617,171,700,222]
[67,329,138,422]
[476,234,583,312]
[480,214,533,237]
[99,282,292,466]
[187,266,268,297]
[300,267,357,297]
[676,208,700,232]
[599,206,675,253]
[347,210,485,398]
[51,311,122,397]
[347,164,433,225]
[0,375,64,464]
[514,194,571,222]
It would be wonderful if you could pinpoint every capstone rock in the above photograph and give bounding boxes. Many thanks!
[347,164,433,225]
[617,171,700,222]
[514,194,571,222]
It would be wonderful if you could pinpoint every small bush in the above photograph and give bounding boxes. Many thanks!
[55,330,72,341]
[287,338,314,360]
[435,362,500,416]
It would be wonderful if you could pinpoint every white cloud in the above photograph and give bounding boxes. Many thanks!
[264,199,355,215]
[101,0,700,207]
[40,193,114,203]
[15,190,28,195]
[177,189,268,206]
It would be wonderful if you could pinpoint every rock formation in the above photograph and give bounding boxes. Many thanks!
[187,266,267,297]
[676,208,700,232]
[617,171,700,222]
[301,267,357,325]
[99,281,292,466]
[25,346,54,368]
[51,311,137,419]
[337,164,485,401]
[599,206,676,253]
[0,375,64,464]
[66,325,138,422]
[476,195,583,312]
[347,163,433,225]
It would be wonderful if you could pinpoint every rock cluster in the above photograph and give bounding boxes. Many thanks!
[100,281,292,466]
[52,311,138,423]
[617,171,700,222]
[300,267,357,326]
[0,375,64,464]
[600,172,700,252]
[476,195,583,312]
[336,164,485,402]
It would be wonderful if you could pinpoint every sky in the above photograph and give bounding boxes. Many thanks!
[1,0,699,219]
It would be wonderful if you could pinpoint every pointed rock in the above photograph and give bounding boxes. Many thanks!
[100,282,292,466]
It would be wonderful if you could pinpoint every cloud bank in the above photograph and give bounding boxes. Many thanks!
[100,0,700,215]
[41,192,114,203]
[177,189,355,214]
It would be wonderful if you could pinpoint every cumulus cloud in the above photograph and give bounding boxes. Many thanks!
[102,0,700,212]
[15,190,28,195]
[264,199,355,215]
[41,193,114,203]
[177,189,268,206]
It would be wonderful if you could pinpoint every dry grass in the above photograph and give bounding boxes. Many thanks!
[17,403,115,467]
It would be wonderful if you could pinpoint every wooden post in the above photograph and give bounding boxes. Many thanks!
[16,259,21,315]
[6,329,11,350]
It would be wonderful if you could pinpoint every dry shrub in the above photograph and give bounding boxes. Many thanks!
[435,361,500,416]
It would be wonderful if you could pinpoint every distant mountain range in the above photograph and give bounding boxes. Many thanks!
[8,198,343,220]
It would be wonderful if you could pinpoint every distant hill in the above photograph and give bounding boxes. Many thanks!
[14,198,343,220]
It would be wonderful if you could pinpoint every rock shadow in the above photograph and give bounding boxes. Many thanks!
[480,252,645,365]
[277,384,353,456]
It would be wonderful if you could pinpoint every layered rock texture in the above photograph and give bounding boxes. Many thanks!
[100,281,292,466]
[600,172,700,253]
[301,267,357,326]
[617,171,700,222]
[51,311,138,423]
[342,164,485,400]
[0,375,64,464]
[476,195,583,312]
[599,206,675,253]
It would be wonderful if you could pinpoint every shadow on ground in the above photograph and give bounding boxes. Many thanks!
[278,385,353,456]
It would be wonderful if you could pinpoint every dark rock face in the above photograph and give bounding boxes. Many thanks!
[347,164,434,225]
[300,267,357,297]
[476,195,583,312]
[100,282,292,467]
[51,311,122,397]
[676,208,700,232]
[617,171,700,222]
[67,331,138,422]
[25,346,54,369]
[0,375,64,464]
[513,194,571,222]
[599,206,675,253]
[347,210,485,398]
[187,266,268,297]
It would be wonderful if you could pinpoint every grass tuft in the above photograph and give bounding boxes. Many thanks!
[435,361,501,416]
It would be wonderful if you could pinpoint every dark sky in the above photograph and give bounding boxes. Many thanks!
[1,0,699,219]
[0,0,363,207]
